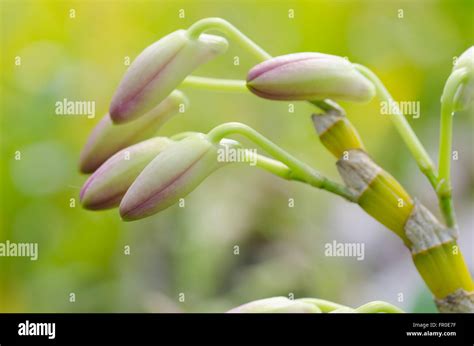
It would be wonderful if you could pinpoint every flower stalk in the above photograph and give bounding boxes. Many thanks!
[313,107,473,312]
[79,18,473,313]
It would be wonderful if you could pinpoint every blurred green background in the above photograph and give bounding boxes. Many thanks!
[0,0,473,313]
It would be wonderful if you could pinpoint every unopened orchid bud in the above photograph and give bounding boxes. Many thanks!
[110,30,228,123]
[452,46,474,111]
[80,137,173,210]
[227,297,320,313]
[312,108,365,158]
[119,134,227,221]
[336,150,414,243]
[247,53,375,102]
[80,91,187,173]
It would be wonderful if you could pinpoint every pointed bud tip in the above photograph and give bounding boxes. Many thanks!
[80,91,188,173]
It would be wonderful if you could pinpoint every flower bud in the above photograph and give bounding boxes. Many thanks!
[247,53,375,102]
[80,91,187,174]
[312,108,365,158]
[110,30,228,123]
[80,137,173,210]
[452,46,474,111]
[336,150,413,243]
[227,297,320,313]
[119,133,226,221]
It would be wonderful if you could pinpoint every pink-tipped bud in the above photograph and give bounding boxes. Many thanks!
[80,91,187,174]
[247,53,375,102]
[110,30,228,123]
[80,137,173,210]
[119,134,227,221]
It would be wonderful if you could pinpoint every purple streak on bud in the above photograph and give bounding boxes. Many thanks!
[79,91,187,174]
[247,53,317,81]
[119,134,226,221]
[110,30,228,123]
[80,137,173,210]
[247,52,375,102]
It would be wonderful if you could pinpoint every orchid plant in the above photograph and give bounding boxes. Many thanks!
[79,18,473,313]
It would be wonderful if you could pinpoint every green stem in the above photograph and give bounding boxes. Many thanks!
[439,196,456,228]
[207,122,357,202]
[181,76,248,93]
[229,140,355,191]
[437,69,468,228]
[222,139,293,179]
[251,154,291,179]
[353,64,438,188]
[241,150,293,180]
[187,18,271,61]
[438,102,454,193]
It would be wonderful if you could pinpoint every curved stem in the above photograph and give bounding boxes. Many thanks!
[207,122,358,202]
[438,106,454,190]
[355,301,404,313]
[221,139,292,179]
[437,69,468,228]
[187,18,271,61]
[353,64,438,188]
[241,150,293,180]
[181,76,248,93]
